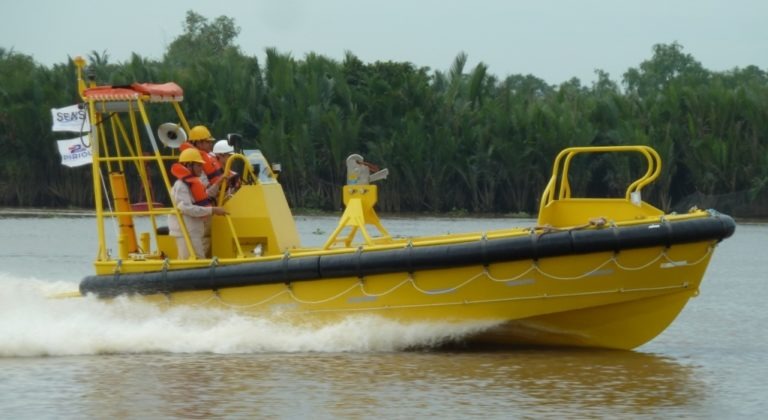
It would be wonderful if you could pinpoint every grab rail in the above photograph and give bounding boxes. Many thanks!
[215,154,267,259]
[539,145,662,214]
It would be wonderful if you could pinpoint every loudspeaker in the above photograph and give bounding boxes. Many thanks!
[157,123,187,148]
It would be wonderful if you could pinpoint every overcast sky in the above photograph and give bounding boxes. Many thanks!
[2,0,766,85]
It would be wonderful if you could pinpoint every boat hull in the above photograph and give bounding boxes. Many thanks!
[81,217,728,349]
[471,290,698,349]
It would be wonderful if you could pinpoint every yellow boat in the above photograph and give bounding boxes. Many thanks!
[67,57,735,350]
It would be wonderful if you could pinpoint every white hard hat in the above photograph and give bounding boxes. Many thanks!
[213,139,235,155]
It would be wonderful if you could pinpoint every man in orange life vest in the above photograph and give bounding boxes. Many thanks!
[168,148,228,259]
[180,125,225,197]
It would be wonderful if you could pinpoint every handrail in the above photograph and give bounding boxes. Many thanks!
[626,147,662,197]
[217,153,255,205]
[215,154,261,258]
[539,146,662,214]
[223,214,245,258]
[102,209,177,217]
[98,155,177,163]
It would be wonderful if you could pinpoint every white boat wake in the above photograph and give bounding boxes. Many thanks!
[0,273,496,357]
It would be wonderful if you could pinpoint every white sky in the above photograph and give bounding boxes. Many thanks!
[2,0,766,85]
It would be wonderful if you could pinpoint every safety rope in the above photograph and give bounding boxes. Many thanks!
[532,216,609,235]
[286,282,360,305]
[261,282,691,315]
[205,244,713,310]
[407,272,486,295]
[359,277,412,298]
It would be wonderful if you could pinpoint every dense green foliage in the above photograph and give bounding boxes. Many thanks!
[1,11,766,216]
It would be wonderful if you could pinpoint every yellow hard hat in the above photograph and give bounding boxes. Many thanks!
[179,148,204,164]
[188,125,213,142]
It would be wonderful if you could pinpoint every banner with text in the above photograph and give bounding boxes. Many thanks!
[51,104,90,132]
[57,136,92,167]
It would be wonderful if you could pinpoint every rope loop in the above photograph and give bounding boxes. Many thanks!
[175,242,714,311]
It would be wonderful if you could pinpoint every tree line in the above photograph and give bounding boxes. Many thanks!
[1,11,766,217]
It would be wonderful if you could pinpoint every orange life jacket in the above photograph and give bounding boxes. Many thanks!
[180,142,224,184]
[170,163,212,206]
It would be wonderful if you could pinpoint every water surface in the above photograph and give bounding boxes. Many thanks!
[0,214,765,417]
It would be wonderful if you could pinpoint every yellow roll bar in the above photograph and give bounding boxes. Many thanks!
[539,145,662,214]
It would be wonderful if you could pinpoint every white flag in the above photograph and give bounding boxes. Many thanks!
[51,104,90,132]
[57,136,92,167]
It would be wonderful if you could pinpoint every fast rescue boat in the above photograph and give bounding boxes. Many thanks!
[65,57,735,350]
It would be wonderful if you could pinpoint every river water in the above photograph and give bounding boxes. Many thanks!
[0,213,765,418]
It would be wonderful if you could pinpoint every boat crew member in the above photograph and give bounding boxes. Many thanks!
[180,125,225,197]
[213,139,240,197]
[168,148,228,259]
